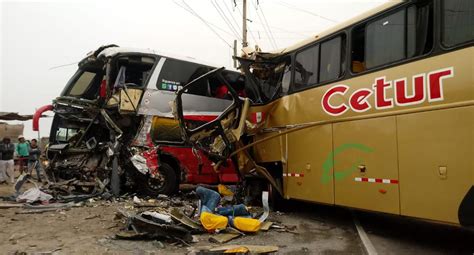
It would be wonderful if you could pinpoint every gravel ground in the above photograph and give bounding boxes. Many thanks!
[0,182,363,255]
[2,179,472,255]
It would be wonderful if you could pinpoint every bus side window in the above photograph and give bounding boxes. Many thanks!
[365,9,406,69]
[407,2,433,57]
[157,59,211,95]
[281,65,291,95]
[319,36,342,83]
[442,0,474,47]
[351,0,434,73]
[351,25,366,73]
[293,44,319,90]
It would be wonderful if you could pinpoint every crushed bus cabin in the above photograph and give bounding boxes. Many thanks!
[173,0,474,227]
[34,45,243,196]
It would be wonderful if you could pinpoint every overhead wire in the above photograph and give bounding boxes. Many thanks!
[255,0,278,49]
[211,0,242,41]
[173,0,233,48]
[275,1,338,23]
[222,0,241,32]
[49,61,79,70]
[251,21,310,37]
[250,0,277,49]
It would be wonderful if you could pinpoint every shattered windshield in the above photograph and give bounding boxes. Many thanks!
[68,71,96,96]
[112,56,155,88]
[55,127,79,142]
[240,56,291,103]
[61,68,104,100]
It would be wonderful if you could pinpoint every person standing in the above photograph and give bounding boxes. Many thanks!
[16,135,29,174]
[0,137,16,184]
[28,139,43,182]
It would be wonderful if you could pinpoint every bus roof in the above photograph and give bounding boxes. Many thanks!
[97,46,223,69]
[268,1,404,56]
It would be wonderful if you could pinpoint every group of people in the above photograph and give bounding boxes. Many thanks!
[0,135,43,184]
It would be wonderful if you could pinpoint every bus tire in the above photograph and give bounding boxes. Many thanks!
[140,162,177,196]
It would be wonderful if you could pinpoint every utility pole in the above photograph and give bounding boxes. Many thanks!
[233,39,238,68]
[242,0,248,48]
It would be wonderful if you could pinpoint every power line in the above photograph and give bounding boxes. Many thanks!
[211,0,242,40]
[251,21,310,37]
[173,0,233,48]
[209,22,239,37]
[254,35,306,39]
[256,1,278,49]
[246,24,259,48]
[49,61,79,70]
[250,0,273,49]
[275,1,338,23]
[211,0,240,39]
[222,0,241,32]
[251,0,277,49]
[252,0,277,48]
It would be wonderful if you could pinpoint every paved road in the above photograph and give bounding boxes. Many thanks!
[281,200,474,255]
[357,211,474,255]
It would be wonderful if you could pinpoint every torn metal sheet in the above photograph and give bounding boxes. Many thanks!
[258,191,270,222]
[142,211,173,224]
[130,155,149,175]
[115,231,151,240]
[260,221,273,231]
[130,214,192,242]
[169,207,202,231]
[208,233,241,244]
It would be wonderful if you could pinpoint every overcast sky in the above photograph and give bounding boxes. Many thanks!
[1,0,388,139]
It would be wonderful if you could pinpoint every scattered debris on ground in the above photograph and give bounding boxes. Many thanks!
[111,185,288,252]
[0,180,295,254]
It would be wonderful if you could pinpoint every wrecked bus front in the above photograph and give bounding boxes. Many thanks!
[44,45,240,196]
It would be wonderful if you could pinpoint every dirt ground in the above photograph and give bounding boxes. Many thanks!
[2,170,473,255]
[0,181,363,255]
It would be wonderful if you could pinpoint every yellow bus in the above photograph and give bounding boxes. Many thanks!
[174,0,473,227]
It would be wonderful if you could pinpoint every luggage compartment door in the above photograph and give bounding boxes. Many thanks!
[333,116,400,214]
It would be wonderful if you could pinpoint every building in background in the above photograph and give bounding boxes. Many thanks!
[0,122,24,143]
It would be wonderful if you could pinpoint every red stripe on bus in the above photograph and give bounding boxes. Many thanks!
[183,115,218,122]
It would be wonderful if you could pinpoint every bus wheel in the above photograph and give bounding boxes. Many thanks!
[140,162,177,196]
